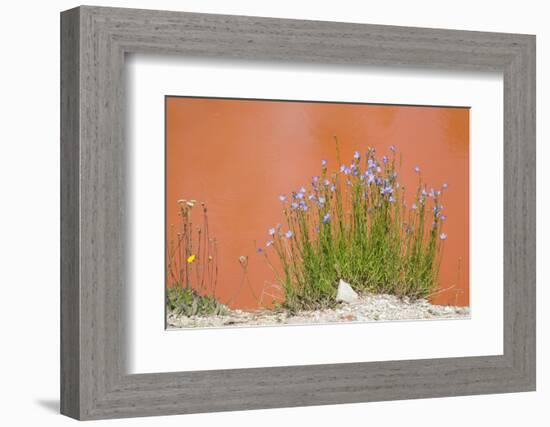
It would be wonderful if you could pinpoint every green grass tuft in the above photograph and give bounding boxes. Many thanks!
[166,286,228,317]
[261,140,447,312]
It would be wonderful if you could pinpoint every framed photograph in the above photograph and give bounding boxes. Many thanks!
[164,96,471,329]
[61,5,536,420]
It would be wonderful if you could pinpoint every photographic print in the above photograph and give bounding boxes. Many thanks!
[165,97,470,329]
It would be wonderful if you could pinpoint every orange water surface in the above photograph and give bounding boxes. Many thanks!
[166,97,469,309]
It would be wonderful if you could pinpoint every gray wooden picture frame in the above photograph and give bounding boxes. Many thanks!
[60,5,536,421]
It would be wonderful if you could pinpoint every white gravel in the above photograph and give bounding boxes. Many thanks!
[167,293,470,329]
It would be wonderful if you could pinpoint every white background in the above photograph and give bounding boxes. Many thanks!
[0,0,546,426]
[128,57,503,373]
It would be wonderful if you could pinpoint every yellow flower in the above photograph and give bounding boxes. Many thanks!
[187,254,196,263]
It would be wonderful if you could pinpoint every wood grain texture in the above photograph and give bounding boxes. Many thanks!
[60,5,536,420]
[60,7,80,419]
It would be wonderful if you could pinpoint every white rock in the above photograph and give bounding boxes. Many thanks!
[336,279,359,303]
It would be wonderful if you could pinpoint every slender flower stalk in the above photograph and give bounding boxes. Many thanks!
[166,200,226,316]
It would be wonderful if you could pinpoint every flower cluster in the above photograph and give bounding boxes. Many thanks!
[261,142,449,311]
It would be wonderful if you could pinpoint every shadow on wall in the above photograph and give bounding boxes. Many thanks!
[35,399,59,414]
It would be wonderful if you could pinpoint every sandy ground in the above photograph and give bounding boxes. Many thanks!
[167,293,470,329]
